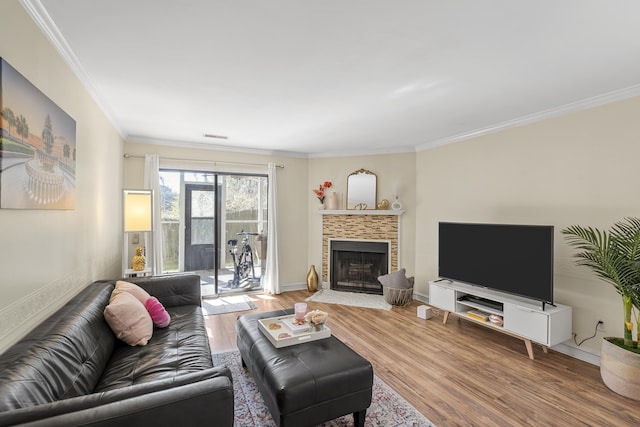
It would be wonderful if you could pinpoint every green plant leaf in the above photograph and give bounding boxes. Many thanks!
[562,218,640,339]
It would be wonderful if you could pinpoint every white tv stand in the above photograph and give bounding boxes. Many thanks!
[429,280,572,360]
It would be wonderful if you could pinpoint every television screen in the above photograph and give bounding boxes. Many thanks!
[438,222,554,304]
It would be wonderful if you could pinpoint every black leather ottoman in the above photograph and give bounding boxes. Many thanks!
[236,309,373,427]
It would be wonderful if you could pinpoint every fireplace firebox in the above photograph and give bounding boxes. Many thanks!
[330,240,389,295]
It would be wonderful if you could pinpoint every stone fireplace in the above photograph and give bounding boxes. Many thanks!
[321,211,403,291]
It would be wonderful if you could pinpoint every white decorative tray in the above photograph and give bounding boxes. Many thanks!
[258,314,331,348]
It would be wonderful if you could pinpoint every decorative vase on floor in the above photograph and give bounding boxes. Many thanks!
[306,265,319,292]
[326,192,338,210]
[600,337,640,400]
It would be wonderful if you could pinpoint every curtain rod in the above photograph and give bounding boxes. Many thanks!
[123,154,284,168]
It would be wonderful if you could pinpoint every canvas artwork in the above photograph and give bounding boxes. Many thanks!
[0,57,76,209]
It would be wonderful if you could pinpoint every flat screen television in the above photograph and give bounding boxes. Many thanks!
[438,222,554,304]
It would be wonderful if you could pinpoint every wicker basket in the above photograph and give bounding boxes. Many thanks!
[382,285,414,306]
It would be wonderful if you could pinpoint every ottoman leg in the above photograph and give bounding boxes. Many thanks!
[353,409,366,427]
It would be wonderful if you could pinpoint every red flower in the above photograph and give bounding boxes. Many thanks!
[312,181,332,203]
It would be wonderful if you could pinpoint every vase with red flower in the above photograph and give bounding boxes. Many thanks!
[312,181,332,208]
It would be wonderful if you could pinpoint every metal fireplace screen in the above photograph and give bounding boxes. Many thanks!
[330,240,389,295]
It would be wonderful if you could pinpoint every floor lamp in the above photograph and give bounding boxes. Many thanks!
[123,189,153,277]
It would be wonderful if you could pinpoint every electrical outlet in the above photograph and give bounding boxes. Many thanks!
[597,320,605,332]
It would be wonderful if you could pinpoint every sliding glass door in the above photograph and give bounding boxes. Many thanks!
[159,170,267,296]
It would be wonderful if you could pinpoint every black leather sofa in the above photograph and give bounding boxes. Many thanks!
[0,274,234,427]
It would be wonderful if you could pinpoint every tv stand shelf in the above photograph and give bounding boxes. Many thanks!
[457,295,503,314]
[429,280,572,360]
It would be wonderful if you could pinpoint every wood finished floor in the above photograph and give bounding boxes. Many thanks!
[204,290,639,426]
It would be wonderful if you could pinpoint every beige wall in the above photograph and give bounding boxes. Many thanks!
[0,1,124,352]
[416,96,640,356]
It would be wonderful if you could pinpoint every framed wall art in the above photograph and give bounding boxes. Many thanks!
[0,57,76,210]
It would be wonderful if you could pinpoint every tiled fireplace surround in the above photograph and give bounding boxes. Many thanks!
[321,212,402,285]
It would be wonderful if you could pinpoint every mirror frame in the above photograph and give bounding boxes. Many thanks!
[346,168,377,210]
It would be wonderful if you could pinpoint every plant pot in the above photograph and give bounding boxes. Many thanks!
[600,337,640,400]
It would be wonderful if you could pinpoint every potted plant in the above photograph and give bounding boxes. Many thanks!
[562,217,640,400]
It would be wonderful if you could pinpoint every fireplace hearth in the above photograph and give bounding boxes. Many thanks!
[330,240,389,295]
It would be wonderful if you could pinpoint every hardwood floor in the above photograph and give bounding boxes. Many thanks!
[205,290,639,426]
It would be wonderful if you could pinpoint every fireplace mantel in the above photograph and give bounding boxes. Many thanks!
[319,209,405,216]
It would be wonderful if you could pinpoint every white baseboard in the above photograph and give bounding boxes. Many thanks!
[413,292,429,304]
[280,282,335,293]
[280,282,308,292]
[551,343,600,366]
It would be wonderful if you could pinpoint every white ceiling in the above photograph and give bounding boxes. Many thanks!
[24,0,640,157]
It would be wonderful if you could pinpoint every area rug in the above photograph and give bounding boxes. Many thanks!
[212,350,434,426]
[306,289,392,311]
[201,295,257,315]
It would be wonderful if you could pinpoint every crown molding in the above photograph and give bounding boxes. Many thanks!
[307,144,417,159]
[127,135,420,159]
[126,135,309,158]
[20,0,125,139]
[416,84,640,152]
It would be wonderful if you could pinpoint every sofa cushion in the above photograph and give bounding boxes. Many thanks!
[145,296,171,328]
[104,291,153,346]
[0,283,116,411]
[95,305,213,392]
[128,274,202,308]
[111,280,151,304]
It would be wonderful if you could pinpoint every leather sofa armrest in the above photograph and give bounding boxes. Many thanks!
[17,376,233,427]
[0,367,233,427]
[128,274,202,307]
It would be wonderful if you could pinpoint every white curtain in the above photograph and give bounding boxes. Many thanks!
[263,162,280,294]
[144,154,163,275]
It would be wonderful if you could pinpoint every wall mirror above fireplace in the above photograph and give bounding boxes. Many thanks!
[347,169,377,210]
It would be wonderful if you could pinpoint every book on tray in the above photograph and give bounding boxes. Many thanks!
[281,317,312,334]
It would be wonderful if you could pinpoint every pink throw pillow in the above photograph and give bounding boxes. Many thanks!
[144,297,171,328]
[104,292,153,346]
[111,280,151,305]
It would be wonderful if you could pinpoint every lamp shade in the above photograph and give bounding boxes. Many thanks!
[124,190,153,232]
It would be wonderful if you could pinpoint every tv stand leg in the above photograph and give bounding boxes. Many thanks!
[442,311,450,324]
[542,346,548,354]
[524,339,535,360]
